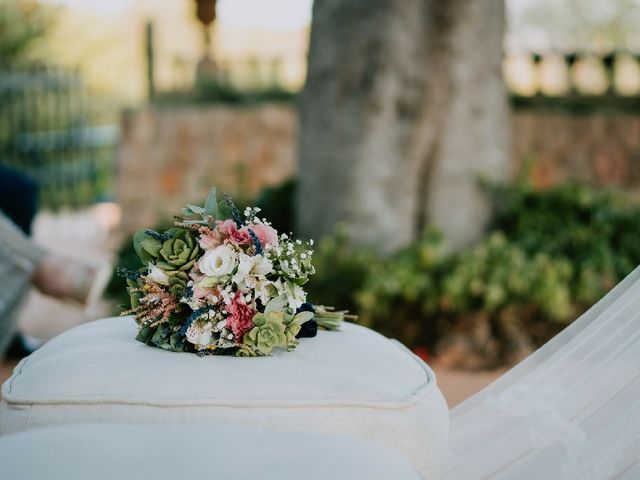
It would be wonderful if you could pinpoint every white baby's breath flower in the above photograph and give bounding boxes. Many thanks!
[198,244,238,277]
[273,279,307,310]
[287,283,307,310]
[147,263,170,285]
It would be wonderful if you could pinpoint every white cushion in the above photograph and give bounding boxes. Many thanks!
[0,317,449,478]
[0,423,423,480]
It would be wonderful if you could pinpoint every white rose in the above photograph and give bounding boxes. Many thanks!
[186,321,213,347]
[147,263,169,285]
[198,244,238,277]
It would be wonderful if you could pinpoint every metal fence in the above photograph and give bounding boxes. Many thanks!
[0,64,118,209]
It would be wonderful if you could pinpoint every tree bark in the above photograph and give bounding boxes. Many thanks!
[297,0,509,253]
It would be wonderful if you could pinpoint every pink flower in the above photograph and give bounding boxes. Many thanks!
[198,227,223,250]
[218,219,252,246]
[193,286,218,304]
[248,223,279,247]
[226,293,256,341]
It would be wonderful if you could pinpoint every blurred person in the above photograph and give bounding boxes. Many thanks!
[0,166,111,359]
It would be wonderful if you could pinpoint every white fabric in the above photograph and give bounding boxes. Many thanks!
[445,265,640,479]
[0,423,423,480]
[0,318,449,478]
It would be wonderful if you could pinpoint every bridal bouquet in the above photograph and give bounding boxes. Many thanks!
[121,188,348,357]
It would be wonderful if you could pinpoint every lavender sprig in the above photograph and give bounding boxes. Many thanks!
[179,306,212,336]
[144,229,173,242]
[117,267,146,280]
[223,193,244,227]
[247,228,263,255]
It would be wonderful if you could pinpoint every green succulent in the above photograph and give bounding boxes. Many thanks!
[134,228,201,294]
[234,345,257,357]
[284,311,312,344]
[243,311,288,355]
[156,228,200,268]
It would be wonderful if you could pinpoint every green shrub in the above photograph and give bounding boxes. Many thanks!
[488,180,640,303]
[356,231,574,355]
[355,181,640,364]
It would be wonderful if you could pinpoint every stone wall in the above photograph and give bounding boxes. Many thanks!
[512,111,640,190]
[118,105,640,233]
[117,104,297,233]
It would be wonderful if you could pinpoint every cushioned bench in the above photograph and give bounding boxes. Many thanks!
[0,423,423,480]
[0,317,449,478]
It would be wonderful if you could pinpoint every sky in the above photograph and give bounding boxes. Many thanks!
[41,0,314,32]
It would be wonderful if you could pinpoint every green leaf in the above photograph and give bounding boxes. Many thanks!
[133,230,162,264]
[265,295,288,313]
[141,237,162,256]
[203,187,219,217]
[180,219,209,225]
[187,204,206,214]
[151,325,170,347]
[293,311,314,324]
[196,275,229,288]
[135,326,155,344]
[133,230,148,260]
[169,333,183,350]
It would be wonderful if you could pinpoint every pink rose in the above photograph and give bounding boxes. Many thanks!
[247,223,279,247]
[226,293,256,341]
[218,220,251,246]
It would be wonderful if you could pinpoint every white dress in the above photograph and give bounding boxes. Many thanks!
[445,265,640,479]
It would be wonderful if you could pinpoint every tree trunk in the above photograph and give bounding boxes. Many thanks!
[297,0,509,253]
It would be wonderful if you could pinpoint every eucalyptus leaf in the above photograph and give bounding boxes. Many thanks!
[186,204,205,214]
[293,311,315,324]
[180,219,209,225]
[203,188,219,217]
[265,295,288,313]
[196,275,228,288]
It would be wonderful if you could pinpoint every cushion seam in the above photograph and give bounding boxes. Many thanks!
[3,326,437,409]
[1,385,438,409]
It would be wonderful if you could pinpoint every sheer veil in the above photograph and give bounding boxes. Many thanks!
[444,266,640,479]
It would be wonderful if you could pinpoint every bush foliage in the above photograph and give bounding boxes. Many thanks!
[306,180,640,364]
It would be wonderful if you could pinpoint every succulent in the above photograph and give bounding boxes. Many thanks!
[242,311,287,355]
[234,345,257,357]
[135,228,202,294]
[157,228,200,265]
[284,311,312,344]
